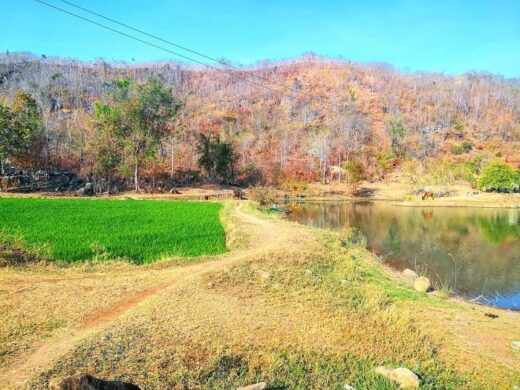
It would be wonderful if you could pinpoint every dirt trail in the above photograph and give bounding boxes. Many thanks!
[0,203,286,389]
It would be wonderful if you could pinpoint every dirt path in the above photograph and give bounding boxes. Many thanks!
[0,203,289,389]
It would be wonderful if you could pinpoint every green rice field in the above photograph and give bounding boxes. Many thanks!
[0,198,227,263]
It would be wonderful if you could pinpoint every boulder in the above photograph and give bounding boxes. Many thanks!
[402,268,418,279]
[236,382,267,390]
[84,182,94,196]
[9,176,20,187]
[414,276,431,293]
[512,340,520,351]
[344,385,356,390]
[375,366,420,388]
[258,270,271,280]
[48,374,141,390]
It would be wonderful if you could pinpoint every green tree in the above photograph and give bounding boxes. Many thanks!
[0,105,14,173]
[477,161,519,192]
[93,78,182,191]
[0,92,43,173]
[196,134,214,177]
[196,134,237,183]
[387,119,407,157]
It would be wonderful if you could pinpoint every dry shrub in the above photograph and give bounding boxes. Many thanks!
[0,230,50,266]
[247,186,277,207]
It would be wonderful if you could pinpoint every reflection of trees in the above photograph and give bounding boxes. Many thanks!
[474,216,520,244]
[287,202,520,306]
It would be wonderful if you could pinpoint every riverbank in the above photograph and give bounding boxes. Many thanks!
[0,201,518,389]
[299,180,520,208]
[2,179,519,208]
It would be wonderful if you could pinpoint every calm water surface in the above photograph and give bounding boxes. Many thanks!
[286,201,520,310]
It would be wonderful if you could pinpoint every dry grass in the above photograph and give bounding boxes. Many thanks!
[0,201,518,389]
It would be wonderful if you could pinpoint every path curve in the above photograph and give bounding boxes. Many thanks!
[0,202,286,389]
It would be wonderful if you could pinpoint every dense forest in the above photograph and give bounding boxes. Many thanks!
[1,51,519,191]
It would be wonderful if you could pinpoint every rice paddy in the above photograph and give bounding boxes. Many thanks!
[0,198,227,263]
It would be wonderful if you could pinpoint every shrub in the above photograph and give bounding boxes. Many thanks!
[248,186,277,207]
[450,141,473,155]
[376,153,397,171]
[236,163,263,186]
[0,229,50,266]
[342,160,365,183]
[468,155,486,175]
[402,159,478,186]
[282,180,308,193]
[477,161,519,192]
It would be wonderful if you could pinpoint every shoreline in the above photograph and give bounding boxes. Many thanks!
[2,189,520,209]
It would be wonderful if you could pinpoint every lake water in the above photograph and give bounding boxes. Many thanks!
[286,201,520,310]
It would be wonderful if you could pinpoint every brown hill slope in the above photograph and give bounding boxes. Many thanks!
[1,53,519,184]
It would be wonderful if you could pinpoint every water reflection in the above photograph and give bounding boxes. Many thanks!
[286,202,520,310]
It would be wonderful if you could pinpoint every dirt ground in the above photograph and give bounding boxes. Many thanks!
[0,201,519,389]
[304,178,520,208]
[2,178,519,208]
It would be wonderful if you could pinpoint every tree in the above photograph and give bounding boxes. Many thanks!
[342,160,365,192]
[0,92,43,174]
[477,161,519,192]
[387,119,407,157]
[0,105,13,174]
[196,134,237,183]
[93,78,182,191]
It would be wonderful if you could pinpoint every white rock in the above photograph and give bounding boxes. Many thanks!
[375,366,420,389]
[258,270,271,279]
[414,276,431,293]
[344,384,356,390]
[511,340,520,351]
[236,382,267,390]
[402,268,418,279]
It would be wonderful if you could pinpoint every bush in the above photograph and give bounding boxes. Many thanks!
[248,186,277,207]
[450,141,473,155]
[0,229,50,266]
[236,163,263,186]
[402,159,477,186]
[376,153,397,171]
[282,180,308,193]
[477,161,519,192]
[342,160,365,183]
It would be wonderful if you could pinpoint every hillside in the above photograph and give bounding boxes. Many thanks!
[1,52,519,187]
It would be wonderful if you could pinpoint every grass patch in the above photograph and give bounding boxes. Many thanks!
[0,198,226,263]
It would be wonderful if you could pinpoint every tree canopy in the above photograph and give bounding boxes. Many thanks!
[0,92,43,172]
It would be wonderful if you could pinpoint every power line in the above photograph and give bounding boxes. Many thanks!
[59,0,297,95]
[34,0,290,97]
[35,0,347,115]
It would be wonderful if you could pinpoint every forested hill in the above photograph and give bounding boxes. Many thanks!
[1,52,519,185]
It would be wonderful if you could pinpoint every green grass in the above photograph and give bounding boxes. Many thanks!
[0,198,227,263]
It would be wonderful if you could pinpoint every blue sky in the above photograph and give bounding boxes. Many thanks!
[1,0,519,77]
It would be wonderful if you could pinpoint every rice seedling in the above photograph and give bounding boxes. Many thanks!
[0,198,226,263]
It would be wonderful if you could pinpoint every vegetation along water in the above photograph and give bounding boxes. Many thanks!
[287,201,520,310]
